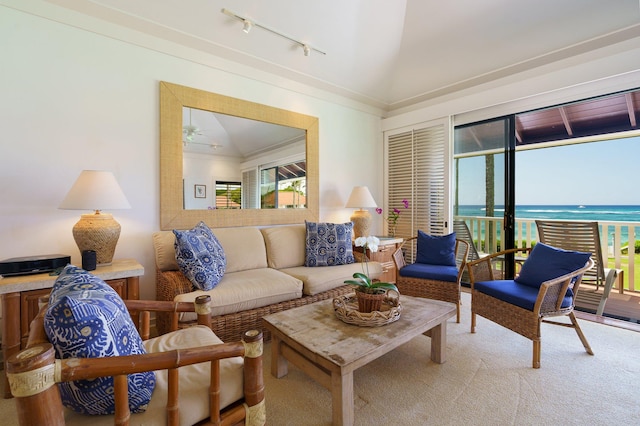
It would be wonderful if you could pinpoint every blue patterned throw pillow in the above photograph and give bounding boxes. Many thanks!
[174,221,226,291]
[304,221,355,267]
[44,265,155,415]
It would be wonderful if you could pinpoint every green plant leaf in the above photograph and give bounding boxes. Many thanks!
[371,282,399,292]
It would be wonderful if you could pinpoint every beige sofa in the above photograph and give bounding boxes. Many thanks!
[152,224,382,340]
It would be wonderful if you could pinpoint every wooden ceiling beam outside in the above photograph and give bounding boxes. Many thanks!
[625,92,637,127]
[558,106,573,136]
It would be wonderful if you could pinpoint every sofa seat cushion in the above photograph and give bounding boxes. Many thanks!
[65,326,244,426]
[174,268,303,321]
[280,262,382,296]
[474,280,572,312]
[399,263,458,283]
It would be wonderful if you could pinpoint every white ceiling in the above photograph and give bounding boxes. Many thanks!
[43,0,640,111]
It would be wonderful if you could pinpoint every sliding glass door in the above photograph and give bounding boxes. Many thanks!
[454,116,517,277]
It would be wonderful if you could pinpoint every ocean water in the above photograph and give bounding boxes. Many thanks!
[457,205,640,222]
[456,205,640,246]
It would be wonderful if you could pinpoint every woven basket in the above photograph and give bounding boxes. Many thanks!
[355,289,386,313]
[333,292,402,327]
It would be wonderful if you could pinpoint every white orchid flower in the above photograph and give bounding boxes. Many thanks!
[366,235,380,252]
[354,236,367,247]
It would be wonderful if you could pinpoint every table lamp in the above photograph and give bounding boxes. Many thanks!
[59,170,131,265]
[345,186,378,239]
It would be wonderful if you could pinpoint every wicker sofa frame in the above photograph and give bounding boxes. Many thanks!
[157,269,354,342]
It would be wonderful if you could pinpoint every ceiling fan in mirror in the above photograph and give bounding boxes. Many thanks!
[182,108,223,150]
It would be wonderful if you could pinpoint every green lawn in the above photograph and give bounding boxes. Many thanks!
[607,256,639,292]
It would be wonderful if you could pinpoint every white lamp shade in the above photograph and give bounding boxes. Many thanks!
[345,186,377,209]
[59,170,131,211]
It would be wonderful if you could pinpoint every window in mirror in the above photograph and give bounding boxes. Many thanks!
[215,181,241,209]
[182,106,307,210]
[260,160,307,209]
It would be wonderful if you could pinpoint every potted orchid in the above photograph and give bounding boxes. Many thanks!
[345,236,398,312]
[376,199,409,237]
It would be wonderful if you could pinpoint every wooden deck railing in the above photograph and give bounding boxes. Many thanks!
[455,216,639,292]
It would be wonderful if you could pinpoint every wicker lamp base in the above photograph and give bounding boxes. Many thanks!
[72,212,121,265]
[350,209,372,239]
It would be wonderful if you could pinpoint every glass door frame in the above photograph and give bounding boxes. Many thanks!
[454,115,517,278]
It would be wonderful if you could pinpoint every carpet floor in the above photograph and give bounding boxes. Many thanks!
[2,292,639,425]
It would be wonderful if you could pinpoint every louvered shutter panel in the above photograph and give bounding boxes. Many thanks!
[387,120,449,262]
[387,130,414,239]
[242,169,258,209]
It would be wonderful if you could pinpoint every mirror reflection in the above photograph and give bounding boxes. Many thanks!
[159,81,319,231]
[182,107,307,210]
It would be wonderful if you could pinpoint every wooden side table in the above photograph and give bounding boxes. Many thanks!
[354,237,403,283]
[0,258,144,398]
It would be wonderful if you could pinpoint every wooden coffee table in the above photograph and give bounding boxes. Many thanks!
[262,294,456,425]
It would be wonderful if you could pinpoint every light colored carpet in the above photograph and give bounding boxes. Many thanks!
[2,292,639,425]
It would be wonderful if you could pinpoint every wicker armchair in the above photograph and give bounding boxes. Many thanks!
[535,220,622,316]
[393,237,470,323]
[466,246,595,368]
[7,295,265,426]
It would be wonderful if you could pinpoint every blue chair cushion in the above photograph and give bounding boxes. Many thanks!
[475,279,573,312]
[515,242,591,289]
[416,231,456,266]
[304,221,355,266]
[174,221,226,291]
[399,263,458,283]
[44,265,155,415]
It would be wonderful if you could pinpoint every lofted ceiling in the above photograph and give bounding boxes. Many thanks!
[37,0,640,112]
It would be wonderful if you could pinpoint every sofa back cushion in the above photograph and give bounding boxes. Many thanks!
[208,227,268,273]
[261,224,306,269]
[153,231,180,272]
[153,226,267,273]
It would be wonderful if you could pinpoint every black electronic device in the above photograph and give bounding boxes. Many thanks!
[0,254,71,277]
[82,250,97,271]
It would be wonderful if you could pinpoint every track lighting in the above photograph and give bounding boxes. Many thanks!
[242,19,252,34]
[221,8,326,57]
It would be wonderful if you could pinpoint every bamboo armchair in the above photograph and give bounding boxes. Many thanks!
[466,247,595,368]
[393,237,470,323]
[7,295,265,426]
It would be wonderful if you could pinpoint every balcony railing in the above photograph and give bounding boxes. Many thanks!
[455,216,639,292]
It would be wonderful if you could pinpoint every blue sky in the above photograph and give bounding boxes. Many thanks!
[456,135,640,206]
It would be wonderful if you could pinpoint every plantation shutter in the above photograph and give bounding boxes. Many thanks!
[386,118,450,261]
[242,169,258,209]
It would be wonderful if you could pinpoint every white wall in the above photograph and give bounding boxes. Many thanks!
[0,6,383,300]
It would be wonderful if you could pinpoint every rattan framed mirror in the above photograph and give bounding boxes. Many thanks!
[159,81,319,230]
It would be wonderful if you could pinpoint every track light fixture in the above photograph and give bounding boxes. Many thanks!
[242,19,252,34]
[221,8,326,57]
